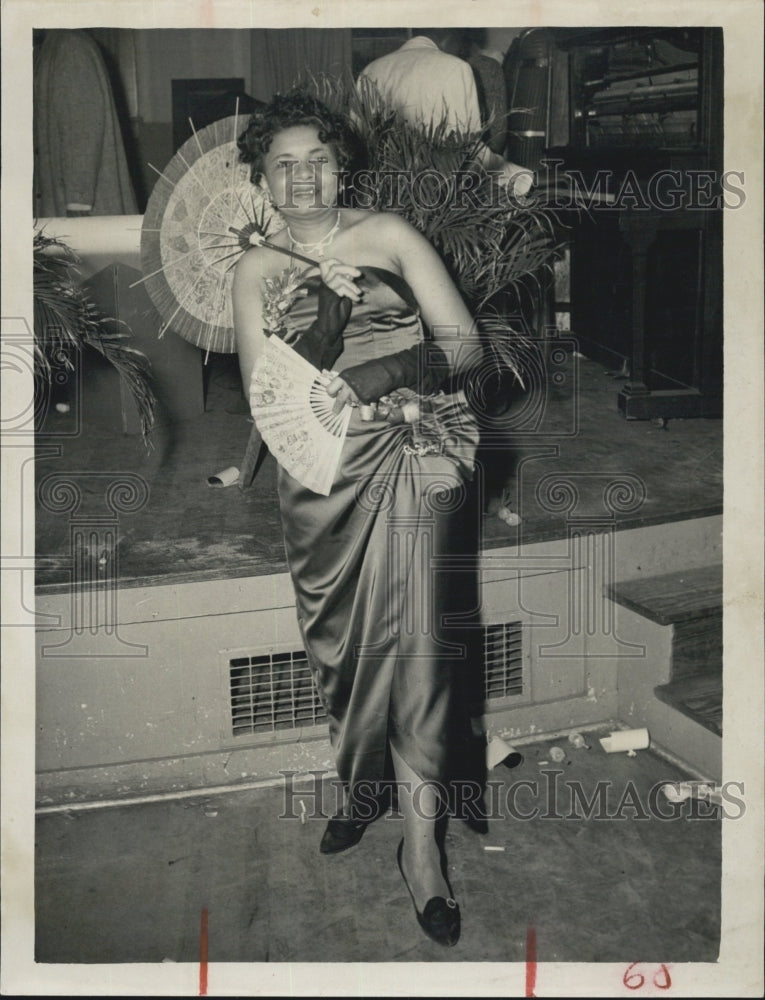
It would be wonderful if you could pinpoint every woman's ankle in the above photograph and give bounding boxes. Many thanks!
[400,837,450,903]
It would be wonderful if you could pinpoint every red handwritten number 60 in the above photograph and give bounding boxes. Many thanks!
[623,963,672,990]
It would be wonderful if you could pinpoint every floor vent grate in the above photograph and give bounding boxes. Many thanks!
[484,621,524,700]
[229,650,326,736]
[229,622,523,736]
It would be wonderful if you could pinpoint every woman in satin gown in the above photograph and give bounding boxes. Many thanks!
[234,92,485,947]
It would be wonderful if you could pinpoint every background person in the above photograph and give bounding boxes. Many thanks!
[462,28,509,155]
[357,28,532,195]
[33,29,137,217]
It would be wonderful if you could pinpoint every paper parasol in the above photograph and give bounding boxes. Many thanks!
[138,113,285,355]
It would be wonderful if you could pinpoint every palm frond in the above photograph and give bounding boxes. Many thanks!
[33,229,157,443]
[84,322,157,440]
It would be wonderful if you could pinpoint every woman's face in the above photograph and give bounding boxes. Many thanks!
[260,124,340,215]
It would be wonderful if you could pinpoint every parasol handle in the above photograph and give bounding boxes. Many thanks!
[228,227,318,269]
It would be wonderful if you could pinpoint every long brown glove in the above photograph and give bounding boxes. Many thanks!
[339,340,451,403]
[289,279,352,370]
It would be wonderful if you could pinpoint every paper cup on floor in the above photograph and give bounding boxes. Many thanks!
[599,728,650,753]
[207,466,239,487]
[487,736,523,770]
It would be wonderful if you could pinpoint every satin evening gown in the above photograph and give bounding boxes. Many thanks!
[263,266,483,818]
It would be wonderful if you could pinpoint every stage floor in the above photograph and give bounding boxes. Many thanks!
[35,350,723,593]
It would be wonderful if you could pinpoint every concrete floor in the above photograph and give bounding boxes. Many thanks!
[36,738,721,964]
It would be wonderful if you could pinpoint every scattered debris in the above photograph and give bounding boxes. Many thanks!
[661,782,721,806]
[207,466,240,488]
[599,727,650,754]
[568,732,590,750]
[497,506,521,526]
[486,734,523,770]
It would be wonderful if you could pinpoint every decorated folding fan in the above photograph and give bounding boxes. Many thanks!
[250,335,351,495]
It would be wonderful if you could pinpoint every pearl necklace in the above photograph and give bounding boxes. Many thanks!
[286,212,341,260]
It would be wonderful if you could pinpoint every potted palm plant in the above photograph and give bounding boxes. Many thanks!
[309,73,565,382]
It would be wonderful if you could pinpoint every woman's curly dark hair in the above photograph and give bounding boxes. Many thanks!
[237,89,357,183]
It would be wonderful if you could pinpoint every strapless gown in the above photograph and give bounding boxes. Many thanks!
[263,266,483,816]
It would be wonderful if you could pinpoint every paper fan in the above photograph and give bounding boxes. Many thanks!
[138,112,286,355]
[250,335,351,496]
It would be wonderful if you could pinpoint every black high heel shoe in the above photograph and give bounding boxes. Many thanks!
[319,817,368,855]
[320,785,399,854]
[397,839,461,947]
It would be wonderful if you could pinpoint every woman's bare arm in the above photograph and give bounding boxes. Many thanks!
[232,248,269,403]
[380,212,483,372]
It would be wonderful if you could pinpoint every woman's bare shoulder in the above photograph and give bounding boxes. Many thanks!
[344,208,413,236]
[233,243,288,286]
[342,210,424,266]
[234,244,265,274]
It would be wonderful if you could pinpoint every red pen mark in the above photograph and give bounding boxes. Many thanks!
[525,922,537,997]
[199,907,209,996]
[654,964,672,990]
[623,962,645,990]
[623,962,672,991]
